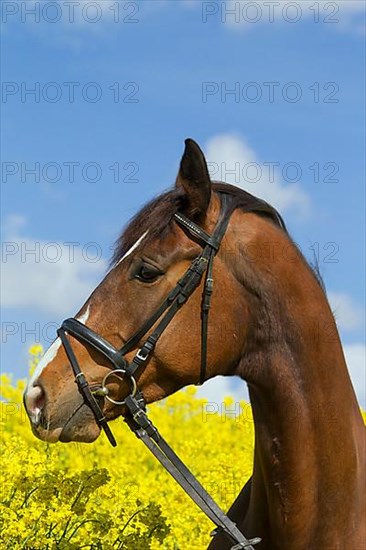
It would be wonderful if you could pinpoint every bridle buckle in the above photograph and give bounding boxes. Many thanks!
[231,540,262,550]
[210,528,261,549]
[136,347,150,363]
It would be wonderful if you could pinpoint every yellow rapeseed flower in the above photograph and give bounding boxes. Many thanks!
[29,344,44,356]
[0,349,364,549]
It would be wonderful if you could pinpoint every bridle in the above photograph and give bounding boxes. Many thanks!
[57,191,261,550]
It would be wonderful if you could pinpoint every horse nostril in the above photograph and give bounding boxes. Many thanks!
[25,385,45,427]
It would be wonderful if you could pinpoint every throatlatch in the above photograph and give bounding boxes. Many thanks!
[57,192,261,550]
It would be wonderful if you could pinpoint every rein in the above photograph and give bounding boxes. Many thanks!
[57,192,261,550]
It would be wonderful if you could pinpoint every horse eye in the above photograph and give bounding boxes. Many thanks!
[135,264,162,283]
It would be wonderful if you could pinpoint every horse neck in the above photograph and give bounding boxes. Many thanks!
[227,214,365,546]
[244,338,364,547]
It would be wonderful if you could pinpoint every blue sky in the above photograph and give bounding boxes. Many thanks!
[1,1,365,406]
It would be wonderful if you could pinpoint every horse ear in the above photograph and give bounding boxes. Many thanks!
[176,138,212,220]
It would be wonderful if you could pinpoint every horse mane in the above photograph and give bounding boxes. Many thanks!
[110,182,325,292]
[111,183,282,264]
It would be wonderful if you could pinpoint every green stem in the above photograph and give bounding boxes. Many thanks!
[114,507,148,549]
[20,487,38,508]
[67,519,102,541]
[57,515,72,543]
[20,511,45,549]
[70,473,95,510]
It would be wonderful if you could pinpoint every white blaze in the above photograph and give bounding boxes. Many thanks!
[76,304,90,325]
[28,337,62,388]
[27,305,91,388]
[116,230,149,265]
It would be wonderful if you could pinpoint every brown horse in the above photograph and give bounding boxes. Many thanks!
[24,139,365,549]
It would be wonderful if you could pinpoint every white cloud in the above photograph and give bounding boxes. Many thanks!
[6,0,123,48]
[205,133,310,216]
[344,344,366,408]
[196,375,249,404]
[12,0,365,36]
[2,215,27,235]
[1,219,106,317]
[195,377,250,420]
[220,1,365,34]
[328,291,365,331]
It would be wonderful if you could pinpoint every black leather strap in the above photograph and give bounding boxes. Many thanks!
[58,327,117,447]
[124,394,260,550]
[60,318,128,368]
[200,247,215,384]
